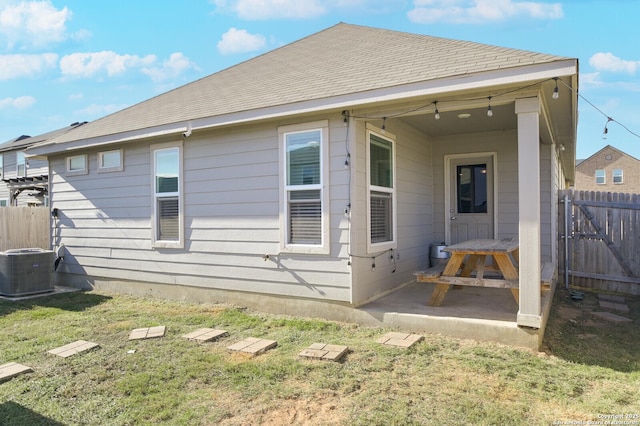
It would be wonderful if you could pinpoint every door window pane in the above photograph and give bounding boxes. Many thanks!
[457,164,487,213]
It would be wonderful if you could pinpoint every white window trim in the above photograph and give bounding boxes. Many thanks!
[278,120,330,255]
[366,123,397,253]
[98,149,124,173]
[595,169,605,185]
[151,141,184,249]
[613,168,623,184]
[66,154,88,176]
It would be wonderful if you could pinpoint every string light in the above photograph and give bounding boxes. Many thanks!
[487,96,493,117]
[434,101,440,120]
[552,78,559,99]
[381,117,387,133]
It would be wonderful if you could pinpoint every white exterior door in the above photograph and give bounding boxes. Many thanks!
[446,154,496,245]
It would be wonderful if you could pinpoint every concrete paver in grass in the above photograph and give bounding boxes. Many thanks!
[227,337,277,355]
[598,293,626,304]
[592,311,633,323]
[599,300,630,313]
[48,340,100,358]
[0,362,33,382]
[299,343,348,361]
[182,328,228,342]
[129,326,166,340]
[377,332,424,348]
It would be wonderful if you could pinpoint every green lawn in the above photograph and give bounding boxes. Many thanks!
[0,287,638,425]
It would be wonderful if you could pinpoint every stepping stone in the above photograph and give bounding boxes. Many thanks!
[599,300,630,313]
[48,340,100,358]
[182,328,228,342]
[598,293,626,304]
[592,312,633,323]
[377,332,424,348]
[299,343,348,362]
[227,337,277,355]
[0,362,33,382]
[129,326,166,340]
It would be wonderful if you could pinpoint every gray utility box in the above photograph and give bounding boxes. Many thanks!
[0,248,54,297]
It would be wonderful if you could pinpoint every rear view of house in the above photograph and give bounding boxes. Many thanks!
[29,23,578,344]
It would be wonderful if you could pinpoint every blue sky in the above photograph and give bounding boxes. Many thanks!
[1,0,639,160]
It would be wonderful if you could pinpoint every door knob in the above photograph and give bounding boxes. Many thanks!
[450,216,456,220]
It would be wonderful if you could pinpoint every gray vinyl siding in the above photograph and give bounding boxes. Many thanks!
[51,114,352,302]
[350,118,433,305]
[0,151,49,206]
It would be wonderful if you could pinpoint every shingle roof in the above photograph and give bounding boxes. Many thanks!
[1,122,87,152]
[47,23,570,145]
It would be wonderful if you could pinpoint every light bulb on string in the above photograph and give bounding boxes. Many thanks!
[552,78,559,99]
[434,101,440,120]
[487,97,493,117]
[381,117,386,133]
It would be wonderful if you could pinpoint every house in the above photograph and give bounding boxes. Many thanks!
[0,123,86,206]
[574,145,640,193]
[28,23,578,338]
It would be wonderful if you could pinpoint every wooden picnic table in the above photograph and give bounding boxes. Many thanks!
[418,238,520,307]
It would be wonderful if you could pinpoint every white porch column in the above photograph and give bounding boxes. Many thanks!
[515,97,542,328]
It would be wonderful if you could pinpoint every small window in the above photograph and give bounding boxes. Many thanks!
[0,154,3,179]
[67,154,88,176]
[98,149,123,172]
[613,169,623,184]
[0,199,7,207]
[595,169,605,185]
[457,164,488,214]
[16,151,25,177]
[152,142,183,248]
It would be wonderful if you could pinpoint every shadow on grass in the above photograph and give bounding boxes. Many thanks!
[0,291,112,317]
[542,287,640,373]
[0,401,65,426]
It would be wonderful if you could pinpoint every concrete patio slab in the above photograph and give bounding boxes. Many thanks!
[227,337,277,355]
[599,300,629,313]
[592,312,632,323]
[182,328,228,342]
[48,340,99,358]
[129,326,166,340]
[377,332,424,348]
[0,362,33,382]
[299,343,348,361]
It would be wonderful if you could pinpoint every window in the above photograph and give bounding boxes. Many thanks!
[152,142,183,248]
[98,149,123,172]
[0,154,3,179]
[0,199,7,207]
[16,151,25,177]
[279,121,329,253]
[595,169,605,185]
[367,125,396,251]
[456,164,488,213]
[613,169,623,184]
[66,154,88,175]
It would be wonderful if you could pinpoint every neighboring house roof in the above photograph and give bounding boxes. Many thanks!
[576,145,640,167]
[1,122,87,153]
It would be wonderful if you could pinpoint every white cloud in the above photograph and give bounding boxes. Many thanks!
[141,52,198,82]
[0,53,57,80]
[59,51,157,78]
[0,95,36,109]
[0,0,72,49]
[589,52,640,74]
[217,28,266,55]
[408,0,563,24]
[213,0,326,20]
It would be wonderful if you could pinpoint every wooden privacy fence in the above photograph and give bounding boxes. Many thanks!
[0,207,50,252]
[559,189,640,295]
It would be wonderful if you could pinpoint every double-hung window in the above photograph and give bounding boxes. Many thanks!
[16,151,26,177]
[367,125,396,252]
[152,142,183,248]
[613,169,623,184]
[280,121,329,254]
[595,169,605,185]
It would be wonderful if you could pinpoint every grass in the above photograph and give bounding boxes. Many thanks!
[0,287,638,425]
